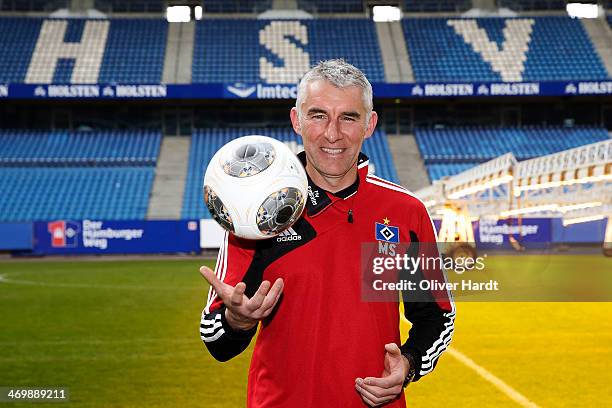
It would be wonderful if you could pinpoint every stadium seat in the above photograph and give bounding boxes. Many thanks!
[93,0,164,13]
[498,0,566,11]
[0,17,167,84]
[192,19,384,83]
[3,15,607,85]
[0,167,154,221]
[98,19,167,83]
[403,0,470,13]
[0,129,161,221]
[415,125,610,163]
[181,128,398,219]
[0,0,68,11]
[202,0,271,13]
[403,16,608,82]
[0,129,162,166]
[425,163,479,181]
[414,125,611,181]
[296,0,364,13]
[0,17,42,83]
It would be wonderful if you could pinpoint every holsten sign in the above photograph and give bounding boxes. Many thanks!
[4,81,612,100]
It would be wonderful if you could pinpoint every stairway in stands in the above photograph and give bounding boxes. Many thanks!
[387,134,430,191]
[581,16,612,78]
[147,136,191,219]
[162,21,194,84]
[375,21,414,83]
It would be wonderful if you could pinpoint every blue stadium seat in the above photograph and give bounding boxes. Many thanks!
[403,0,470,12]
[0,167,154,221]
[203,0,272,13]
[0,17,42,83]
[0,17,167,84]
[1,15,609,85]
[416,125,611,162]
[0,129,162,166]
[181,128,398,219]
[414,126,611,182]
[192,19,384,83]
[297,0,364,13]
[98,19,167,83]
[403,16,609,82]
[93,0,164,12]
[498,0,566,11]
[0,0,68,11]
[426,163,478,181]
[0,129,161,221]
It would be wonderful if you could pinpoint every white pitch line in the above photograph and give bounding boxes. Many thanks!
[447,347,540,408]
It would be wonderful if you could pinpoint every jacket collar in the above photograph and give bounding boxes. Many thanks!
[297,151,369,217]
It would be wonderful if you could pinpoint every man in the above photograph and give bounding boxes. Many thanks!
[200,59,455,407]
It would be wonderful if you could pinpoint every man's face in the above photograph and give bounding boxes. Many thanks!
[290,80,378,190]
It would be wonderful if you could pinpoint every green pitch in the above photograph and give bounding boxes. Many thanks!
[0,255,610,407]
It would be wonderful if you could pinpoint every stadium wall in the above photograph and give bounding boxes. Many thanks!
[0,217,607,254]
[0,222,32,250]
[551,218,608,244]
[12,220,201,254]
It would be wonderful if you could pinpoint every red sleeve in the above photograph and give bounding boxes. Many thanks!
[205,231,256,314]
[418,203,454,312]
[401,199,456,380]
[200,231,258,362]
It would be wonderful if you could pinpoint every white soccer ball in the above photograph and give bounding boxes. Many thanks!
[203,135,308,240]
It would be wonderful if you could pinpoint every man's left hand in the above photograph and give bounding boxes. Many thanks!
[355,343,409,407]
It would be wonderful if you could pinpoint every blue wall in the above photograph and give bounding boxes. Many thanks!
[0,217,607,255]
[32,220,200,254]
[551,218,608,244]
[0,222,33,250]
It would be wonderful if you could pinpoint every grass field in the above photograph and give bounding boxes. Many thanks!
[0,255,610,407]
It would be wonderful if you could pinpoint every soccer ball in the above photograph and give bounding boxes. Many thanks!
[203,135,308,240]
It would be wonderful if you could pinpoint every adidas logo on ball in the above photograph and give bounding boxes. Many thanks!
[276,228,302,242]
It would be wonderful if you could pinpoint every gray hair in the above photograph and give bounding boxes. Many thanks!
[295,59,373,125]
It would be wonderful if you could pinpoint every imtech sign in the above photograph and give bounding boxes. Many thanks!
[225,83,298,99]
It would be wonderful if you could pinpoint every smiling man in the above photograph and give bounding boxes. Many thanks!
[199,60,455,407]
[290,69,377,193]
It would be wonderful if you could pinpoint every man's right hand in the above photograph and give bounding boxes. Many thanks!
[200,266,284,331]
